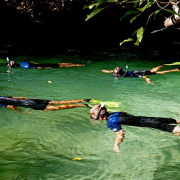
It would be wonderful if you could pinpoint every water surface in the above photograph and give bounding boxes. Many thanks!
[0,52,180,179]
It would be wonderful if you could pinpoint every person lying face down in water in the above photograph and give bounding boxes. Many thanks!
[0,96,90,113]
[6,57,84,69]
[102,65,180,84]
[90,103,180,152]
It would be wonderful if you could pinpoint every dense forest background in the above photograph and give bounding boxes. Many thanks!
[0,0,180,54]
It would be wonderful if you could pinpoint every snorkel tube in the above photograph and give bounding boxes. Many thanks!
[96,102,105,120]
[6,57,12,68]
[122,65,128,77]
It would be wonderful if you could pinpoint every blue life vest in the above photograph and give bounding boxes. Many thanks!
[20,62,35,69]
[107,112,121,132]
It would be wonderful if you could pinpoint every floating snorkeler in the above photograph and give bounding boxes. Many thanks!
[90,103,180,152]
[102,65,180,84]
[6,57,84,69]
[0,96,90,113]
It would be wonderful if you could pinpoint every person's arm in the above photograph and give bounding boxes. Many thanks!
[102,70,113,73]
[7,105,23,112]
[142,76,155,85]
[114,129,124,152]
[12,97,28,100]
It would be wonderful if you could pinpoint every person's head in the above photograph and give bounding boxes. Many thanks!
[90,103,108,120]
[113,67,124,77]
[7,60,20,68]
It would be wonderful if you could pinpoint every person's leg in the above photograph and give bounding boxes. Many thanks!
[156,68,180,74]
[45,104,88,111]
[128,116,178,132]
[152,117,180,124]
[58,63,84,67]
[49,99,90,105]
[172,126,180,135]
[12,97,28,100]
[121,115,180,134]
[150,65,164,73]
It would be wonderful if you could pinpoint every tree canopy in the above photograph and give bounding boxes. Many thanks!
[84,0,180,46]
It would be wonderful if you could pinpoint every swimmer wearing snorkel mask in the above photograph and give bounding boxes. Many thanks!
[6,57,84,69]
[102,65,180,84]
[90,103,180,152]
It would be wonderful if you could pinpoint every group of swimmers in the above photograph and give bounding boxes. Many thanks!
[1,57,180,152]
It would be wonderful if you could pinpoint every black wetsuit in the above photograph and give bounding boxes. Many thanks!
[113,70,156,78]
[29,63,60,68]
[0,96,50,110]
[107,112,176,132]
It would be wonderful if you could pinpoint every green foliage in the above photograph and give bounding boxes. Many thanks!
[154,9,162,20]
[164,62,180,65]
[130,13,141,23]
[164,9,180,17]
[84,0,180,46]
[135,27,143,46]
[85,7,107,21]
[120,38,134,46]
[120,10,139,21]
[137,2,155,12]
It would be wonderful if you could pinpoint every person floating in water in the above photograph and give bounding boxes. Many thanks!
[6,57,84,69]
[90,103,180,152]
[0,96,90,113]
[102,65,180,84]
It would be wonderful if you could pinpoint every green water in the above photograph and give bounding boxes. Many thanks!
[1,52,180,180]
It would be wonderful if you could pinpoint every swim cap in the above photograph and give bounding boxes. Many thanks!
[90,104,107,119]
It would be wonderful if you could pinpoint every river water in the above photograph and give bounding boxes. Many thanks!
[0,50,180,180]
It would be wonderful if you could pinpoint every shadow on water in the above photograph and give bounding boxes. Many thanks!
[0,51,180,179]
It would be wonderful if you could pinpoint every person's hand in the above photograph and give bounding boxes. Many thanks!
[114,145,121,152]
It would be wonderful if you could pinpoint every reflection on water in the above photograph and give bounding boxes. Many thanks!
[0,53,180,179]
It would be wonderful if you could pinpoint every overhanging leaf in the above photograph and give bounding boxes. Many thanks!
[136,27,144,42]
[154,9,162,20]
[85,7,107,21]
[164,62,180,65]
[89,3,100,9]
[164,9,180,17]
[130,14,141,23]
[84,1,99,9]
[134,39,140,46]
[120,10,139,21]
[120,38,134,46]
[137,2,155,12]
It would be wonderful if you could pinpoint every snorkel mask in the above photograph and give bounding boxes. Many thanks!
[96,102,105,120]
[6,57,19,68]
[113,65,128,77]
